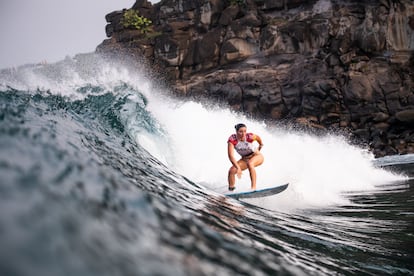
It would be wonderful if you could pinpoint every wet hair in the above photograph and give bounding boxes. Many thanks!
[234,123,246,131]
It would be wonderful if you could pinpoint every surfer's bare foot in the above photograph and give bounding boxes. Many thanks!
[228,186,235,191]
[251,186,256,190]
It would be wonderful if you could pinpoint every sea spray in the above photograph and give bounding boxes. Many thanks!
[144,99,404,210]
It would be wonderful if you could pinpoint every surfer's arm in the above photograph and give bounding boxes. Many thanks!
[228,142,242,179]
[255,135,264,151]
[227,142,240,169]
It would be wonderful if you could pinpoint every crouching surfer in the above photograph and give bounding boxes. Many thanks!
[227,123,264,191]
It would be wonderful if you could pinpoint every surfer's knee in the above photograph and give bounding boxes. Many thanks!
[247,162,255,170]
[246,162,252,169]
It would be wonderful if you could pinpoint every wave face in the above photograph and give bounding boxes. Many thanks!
[0,54,413,275]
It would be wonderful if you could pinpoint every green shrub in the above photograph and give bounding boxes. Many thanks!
[230,0,245,6]
[121,9,152,34]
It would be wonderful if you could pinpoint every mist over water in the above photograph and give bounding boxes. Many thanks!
[144,99,404,210]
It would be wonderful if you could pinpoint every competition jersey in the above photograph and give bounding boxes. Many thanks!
[227,133,259,157]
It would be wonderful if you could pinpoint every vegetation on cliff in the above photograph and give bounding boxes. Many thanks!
[121,9,152,34]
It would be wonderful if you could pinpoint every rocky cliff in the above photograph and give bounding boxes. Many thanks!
[97,0,414,157]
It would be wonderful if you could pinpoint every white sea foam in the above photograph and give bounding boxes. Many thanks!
[0,54,149,100]
[143,96,406,211]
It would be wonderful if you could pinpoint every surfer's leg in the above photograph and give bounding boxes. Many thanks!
[246,153,264,190]
[248,166,257,190]
[228,160,247,190]
[228,167,237,190]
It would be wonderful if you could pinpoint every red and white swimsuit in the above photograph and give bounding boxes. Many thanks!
[227,133,259,157]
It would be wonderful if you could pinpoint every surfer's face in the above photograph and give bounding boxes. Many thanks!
[236,127,247,140]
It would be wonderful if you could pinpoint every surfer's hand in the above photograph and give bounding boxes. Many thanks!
[236,168,242,179]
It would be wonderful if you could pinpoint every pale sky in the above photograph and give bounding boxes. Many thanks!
[0,0,138,69]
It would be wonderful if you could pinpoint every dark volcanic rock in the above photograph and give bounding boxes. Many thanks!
[97,0,414,157]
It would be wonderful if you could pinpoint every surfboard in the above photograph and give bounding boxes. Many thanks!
[225,183,289,199]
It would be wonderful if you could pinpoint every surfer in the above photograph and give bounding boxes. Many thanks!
[227,123,264,191]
